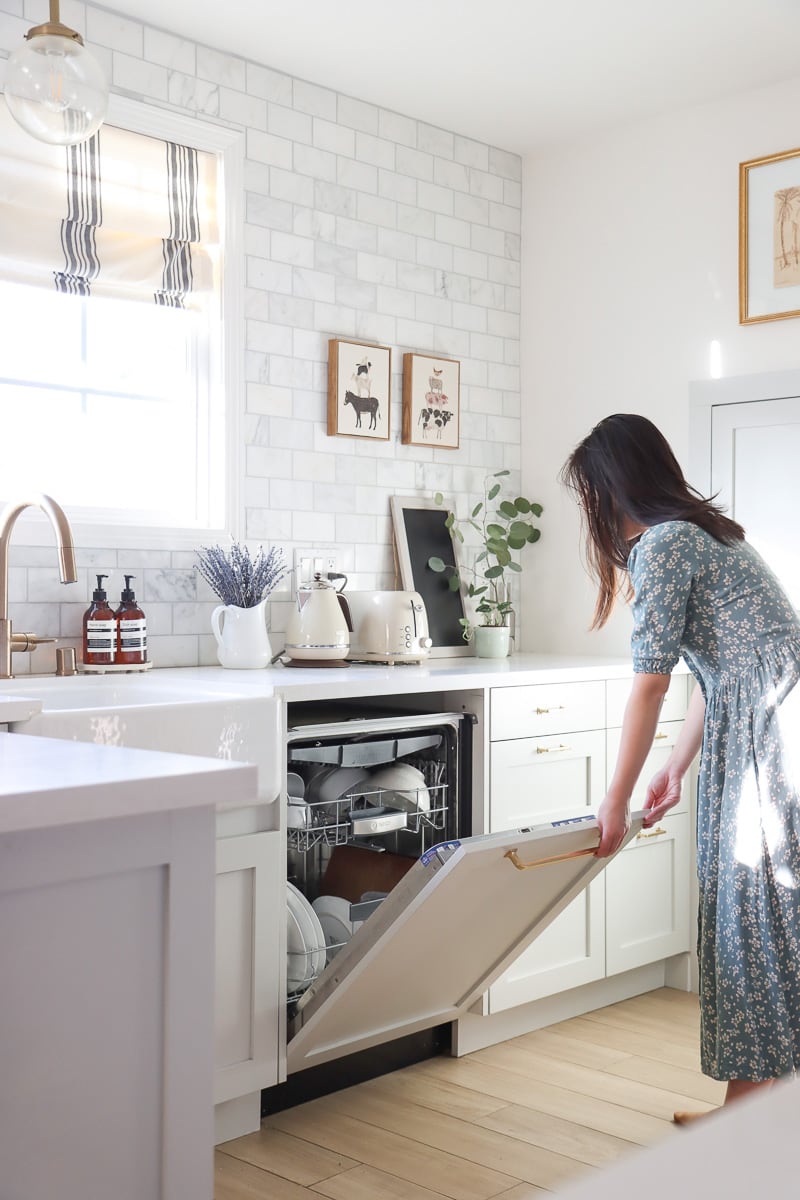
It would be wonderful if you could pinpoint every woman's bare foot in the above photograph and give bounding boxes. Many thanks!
[672,1110,712,1126]
[674,1078,774,1125]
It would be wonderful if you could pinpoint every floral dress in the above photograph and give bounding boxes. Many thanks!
[628,520,800,1081]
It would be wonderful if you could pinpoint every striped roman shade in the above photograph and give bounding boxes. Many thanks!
[0,99,219,308]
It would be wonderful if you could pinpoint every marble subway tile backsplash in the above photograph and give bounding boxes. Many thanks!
[0,0,521,671]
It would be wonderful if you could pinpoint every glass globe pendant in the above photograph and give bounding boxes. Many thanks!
[4,0,108,146]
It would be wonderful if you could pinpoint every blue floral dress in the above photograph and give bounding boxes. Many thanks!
[628,520,800,1081]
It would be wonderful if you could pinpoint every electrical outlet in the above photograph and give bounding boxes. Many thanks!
[292,548,337,595]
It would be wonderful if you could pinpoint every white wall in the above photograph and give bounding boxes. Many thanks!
[520,74,800,657]
[0,0,521,670]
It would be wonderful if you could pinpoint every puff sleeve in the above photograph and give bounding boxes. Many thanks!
[628,522,699,675]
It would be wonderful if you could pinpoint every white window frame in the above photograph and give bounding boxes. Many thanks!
[4,94,244,552]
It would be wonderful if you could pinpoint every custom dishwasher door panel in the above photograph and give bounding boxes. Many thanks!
[286,817,643,1074]
[605,813,691,976]
[487,730,606,1010]
[215,830,283,1102]
[490,731,606,829]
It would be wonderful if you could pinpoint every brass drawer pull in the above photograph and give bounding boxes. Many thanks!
[636,825,667,839]
[654,732,669,740]
[535,705,566,715]
[535,743,572,755]
[505,845,598,871]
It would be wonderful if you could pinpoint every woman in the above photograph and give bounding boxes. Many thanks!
[563,413,800,1123]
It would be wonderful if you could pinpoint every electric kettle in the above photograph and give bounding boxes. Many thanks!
[284,573,351,664]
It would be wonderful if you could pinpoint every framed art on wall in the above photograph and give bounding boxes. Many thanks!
[740,145,800,324]
[401,353,460,448]
[327,338,392,440]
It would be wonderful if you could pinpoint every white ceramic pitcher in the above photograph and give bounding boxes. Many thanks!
[211,596,271,669]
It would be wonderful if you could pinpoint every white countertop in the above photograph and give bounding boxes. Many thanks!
[134,652,640,703]
[0,732,257,835]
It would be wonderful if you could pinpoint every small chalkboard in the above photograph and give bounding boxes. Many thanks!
[390,497,470,656]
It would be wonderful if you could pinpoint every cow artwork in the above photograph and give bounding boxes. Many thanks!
[402,352,460,449]
[418,408,454,439]
[328,338,391,440]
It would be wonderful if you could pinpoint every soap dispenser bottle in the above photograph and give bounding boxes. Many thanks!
[82,574,116,666]
[115,575,147,665]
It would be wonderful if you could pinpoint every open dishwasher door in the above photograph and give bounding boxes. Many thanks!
[287,811,644,1073]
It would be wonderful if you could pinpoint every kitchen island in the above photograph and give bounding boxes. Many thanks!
[0,729,256,1200]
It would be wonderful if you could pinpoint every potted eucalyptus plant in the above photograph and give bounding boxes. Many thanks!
[428,471,543,658]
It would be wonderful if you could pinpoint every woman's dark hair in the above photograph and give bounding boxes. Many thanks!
[562,413,744,628]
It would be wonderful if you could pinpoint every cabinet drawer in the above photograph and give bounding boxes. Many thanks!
[606,673,688,727]
[491,730,606,830]
[605,720,689,815]
[491,680,605,741]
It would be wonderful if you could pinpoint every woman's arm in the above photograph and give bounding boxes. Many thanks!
[642,682,705,826]
[595,672,671,857]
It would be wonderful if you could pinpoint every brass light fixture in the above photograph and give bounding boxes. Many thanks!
[4,0,108,146]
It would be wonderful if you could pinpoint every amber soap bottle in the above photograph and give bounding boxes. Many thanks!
[115,575,148,665]
[82,574,116,666]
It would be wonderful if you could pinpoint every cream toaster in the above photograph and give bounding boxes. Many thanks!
[344,591,432,664]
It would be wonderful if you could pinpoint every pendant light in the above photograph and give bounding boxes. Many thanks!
[4,0,108,146]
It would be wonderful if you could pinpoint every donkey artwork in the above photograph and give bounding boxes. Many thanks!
[343,391,381,430]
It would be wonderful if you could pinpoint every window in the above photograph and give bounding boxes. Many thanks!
[0,96,242,548]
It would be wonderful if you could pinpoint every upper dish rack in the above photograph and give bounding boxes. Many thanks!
[287,758,448,853]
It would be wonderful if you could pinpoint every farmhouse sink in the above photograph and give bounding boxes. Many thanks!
[4,673,280,805]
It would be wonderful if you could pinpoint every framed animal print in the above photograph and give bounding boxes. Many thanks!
[402,353,460,449]
[327,338,392,441]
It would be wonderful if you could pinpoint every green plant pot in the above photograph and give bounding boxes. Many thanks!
[474,625,510,659]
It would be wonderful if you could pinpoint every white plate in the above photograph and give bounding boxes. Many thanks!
[286,896,311,991]
[287,882,327,988]
[366,764,431,813]
[312,895,354,961]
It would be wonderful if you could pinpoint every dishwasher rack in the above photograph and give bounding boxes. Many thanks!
[287,758,448,853]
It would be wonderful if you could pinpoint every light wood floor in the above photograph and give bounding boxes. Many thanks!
[215,988,724,1199]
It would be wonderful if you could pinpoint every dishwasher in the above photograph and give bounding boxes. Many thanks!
[264,699,646,1114]
[263,702,472,1111]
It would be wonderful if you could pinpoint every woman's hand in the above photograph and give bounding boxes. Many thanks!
[595,792,631,858]
[643,766,684,826]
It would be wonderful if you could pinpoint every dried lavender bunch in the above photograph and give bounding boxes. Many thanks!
[195,542,286,608]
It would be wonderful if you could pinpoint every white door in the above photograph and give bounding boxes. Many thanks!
[287,814,643,1074]
[710,394,800,606]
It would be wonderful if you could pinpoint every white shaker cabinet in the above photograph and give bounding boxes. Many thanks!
[605,813,691,975]
[604,674,692,975]
[487,672,692,1014]
[488,681,607,1012]
[214,828,283,1103]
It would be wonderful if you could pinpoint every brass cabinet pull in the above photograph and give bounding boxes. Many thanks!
[535,743,572,755]
[505,845,598,871]
[654,732,669,740]
[636,825,667,839]
[535,705,566,715]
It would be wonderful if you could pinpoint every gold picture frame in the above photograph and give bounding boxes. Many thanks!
[401,352,460,449]
[327,338,391,440]
[740,145,800,324]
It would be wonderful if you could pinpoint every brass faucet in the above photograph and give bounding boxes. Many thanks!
[0,494,78,679]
